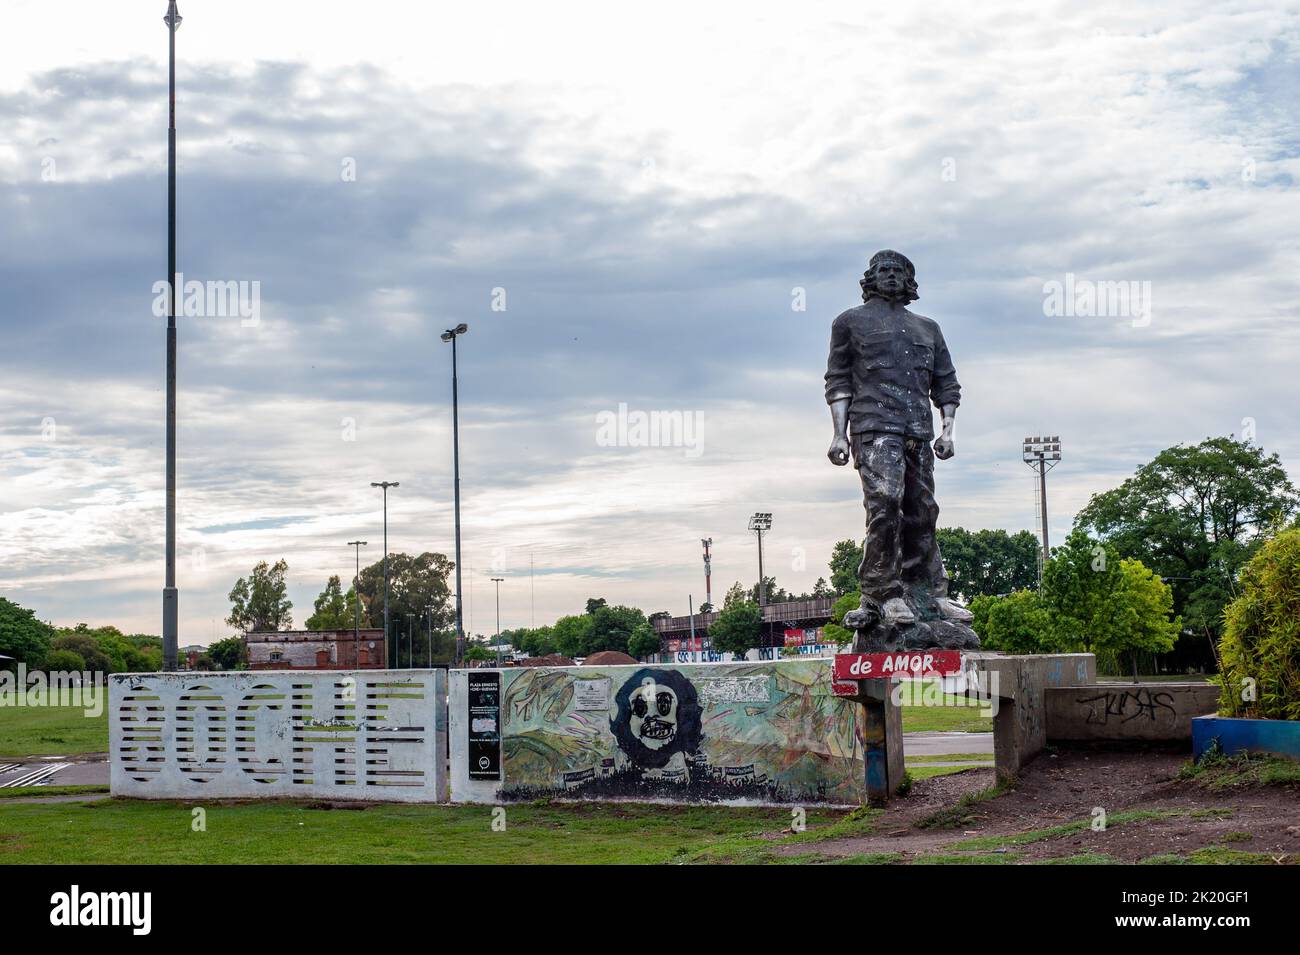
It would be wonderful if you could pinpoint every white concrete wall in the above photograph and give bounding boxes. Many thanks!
[109,669,446,802]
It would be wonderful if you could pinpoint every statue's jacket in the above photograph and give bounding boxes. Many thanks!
[824,300,961,442]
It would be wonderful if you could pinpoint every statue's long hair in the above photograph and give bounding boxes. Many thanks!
[860,250,919,304]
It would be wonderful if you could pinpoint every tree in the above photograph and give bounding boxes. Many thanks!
[1075,436,1299,643]
[822,591,860,646]
[50,633,112,674]
[709,600,762,658]
[518,626,557,658]
[304,575,363,631]
[227,559,293,632]
[969,589,1056,654]
[464,643,494,662]
[1217,527,1300,719]
[1096,559,1180,680]
[935,527,1041,600]
[586,604,647,655]
[584,597,608,615]
[207,636,247,671]
[44,648,87,672]
[355,552,454,632]
[355,552,456,663]
[829,540,862,597]
[551,614,594,659]
[628,622,661,660]
[1040,529,1121,653]
[0,597,55,670]
[722,582,749,609]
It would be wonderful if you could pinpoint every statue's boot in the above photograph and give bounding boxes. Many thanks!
[880,597,915,626]
[934,597,974,624]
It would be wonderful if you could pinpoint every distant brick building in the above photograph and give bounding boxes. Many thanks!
[244,629,386,670]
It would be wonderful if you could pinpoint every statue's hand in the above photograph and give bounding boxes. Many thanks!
[933,435,955,460]
[827,436,850,467]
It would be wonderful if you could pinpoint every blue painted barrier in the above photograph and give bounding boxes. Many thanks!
[1192,715,1300,761]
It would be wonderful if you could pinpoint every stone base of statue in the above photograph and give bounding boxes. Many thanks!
[842,581,981,653]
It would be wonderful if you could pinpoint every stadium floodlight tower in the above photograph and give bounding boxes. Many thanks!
[1022,436,1062,580]
[748,512,773,606]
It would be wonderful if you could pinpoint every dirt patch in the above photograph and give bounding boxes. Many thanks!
[781,749,1300,863]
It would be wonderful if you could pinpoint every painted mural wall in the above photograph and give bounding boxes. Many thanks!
[450,660,865,805]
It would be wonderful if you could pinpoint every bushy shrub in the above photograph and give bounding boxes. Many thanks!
[1217,527,1300,720]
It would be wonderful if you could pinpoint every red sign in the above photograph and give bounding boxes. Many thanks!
[833,650,964,682]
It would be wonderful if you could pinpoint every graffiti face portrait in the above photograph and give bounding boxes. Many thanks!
[611,668,702,769]
[629,681,678,750]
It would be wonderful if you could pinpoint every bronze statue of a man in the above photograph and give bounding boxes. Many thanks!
[824,250,979,651]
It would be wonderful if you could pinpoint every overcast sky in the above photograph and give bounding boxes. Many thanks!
[2,1,1298,642]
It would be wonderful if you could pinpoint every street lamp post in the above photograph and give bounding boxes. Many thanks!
[491,576,504,666]
[347,540,367,664]
[748,512,773,607]
[440,323,469,665]
[370,481,399,667]
[161,1,183,671]
[405,613,415,669]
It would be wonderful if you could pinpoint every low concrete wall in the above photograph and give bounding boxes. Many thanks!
[965,653,1096,781]
[1046,683,1219,741]
[1193,715,1300,761]
[109,669,447,802]
[450,660,869,805]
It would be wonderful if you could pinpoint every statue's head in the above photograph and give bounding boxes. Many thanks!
[860,249,919,304]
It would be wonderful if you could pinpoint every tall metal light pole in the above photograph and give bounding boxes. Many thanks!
[748,513,772,606]
[405,613,415,669]
[347,540,367,663]
[701,538,713,610]
[1022,436,1062,583]
[370,481,399,667]
[161,1,183,671]
[490,577,504,666]
[440,323,469,665]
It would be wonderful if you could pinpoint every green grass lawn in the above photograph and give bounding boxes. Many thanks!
[0,691,109,758]
[897,681,993,733]
[0,798,844,865]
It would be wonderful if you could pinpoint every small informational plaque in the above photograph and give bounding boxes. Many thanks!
[574,678,611,711]
[467,671,501,780]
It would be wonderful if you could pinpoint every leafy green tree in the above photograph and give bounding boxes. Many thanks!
[44,648,87,672]
[1096,559,1180,679]
[1217,527,1300,719]
[464,643,494,662]
[0,597,55,670]
[1075,437,1299,642]
[969,589,1056,654]
[1040,529,1121,653]
[304,575,363,630]
[710,600,762,658]
[518,626,557,658]
[50,633,112,674]
[551,614,594,658]
[355,552,456,663]
[829,540,862,597]
[722,581,749,609]
[587,604,647,655]
[207,635,247,670]
[822,591,860,646]
[935,527,1041,600]
[628,622,661,660]
[584,597,608,615]
[227,559,293,632]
